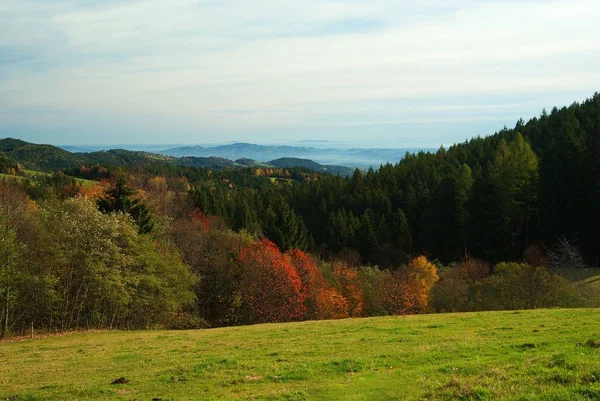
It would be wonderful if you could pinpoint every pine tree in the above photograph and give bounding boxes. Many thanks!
[262,196,310,251]
[488,133,538,256]
[97,177,154,234]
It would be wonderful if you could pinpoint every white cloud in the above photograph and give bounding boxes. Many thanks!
[1,0,599,144]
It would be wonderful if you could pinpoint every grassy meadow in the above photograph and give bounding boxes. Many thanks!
[0,169,97,187]
[1,308,599,401]
[0,173,29,183]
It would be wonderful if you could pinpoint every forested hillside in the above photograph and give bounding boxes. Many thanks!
[0,139,351,175]
[0,93,598,337]
[191,93,600,267]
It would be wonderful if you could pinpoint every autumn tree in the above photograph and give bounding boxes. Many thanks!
[238,240,306,323]
[314,287,349,320]
[379,270,417,315]
[331,262,364,317]
[285,249,323,319]
[404,256,439,313]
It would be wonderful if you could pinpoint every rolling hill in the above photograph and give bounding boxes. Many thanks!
[268,157,354,176]
[0,138,355,176]
[1,308,599,400]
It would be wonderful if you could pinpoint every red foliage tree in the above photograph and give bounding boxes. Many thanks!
[286,249,320,317]
[191,208,211,232]
[238,240,306,323]
[286,249,349,320]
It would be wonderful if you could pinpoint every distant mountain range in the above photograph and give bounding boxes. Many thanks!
[159,143,434,168]
[0,138,355,176]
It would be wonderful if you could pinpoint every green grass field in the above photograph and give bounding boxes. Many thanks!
[1,309,599,401]
[22,169,49,178]
[0,173,29,183]
[22,169,97,187]
[0,169,97,188]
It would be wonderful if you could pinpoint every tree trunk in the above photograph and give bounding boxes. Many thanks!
[3,287,9,339]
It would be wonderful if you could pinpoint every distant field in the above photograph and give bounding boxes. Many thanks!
[74,177,97,187]
[22,169,49,178]
[0,173,29,183]
[1,309,599,400]
[1,169,97,187]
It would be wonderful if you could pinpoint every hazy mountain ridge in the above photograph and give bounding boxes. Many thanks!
[54,142,434,169]
[160,142,434,168]
[0,139,356,176]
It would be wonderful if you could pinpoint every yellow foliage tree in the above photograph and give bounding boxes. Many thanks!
[148,176,168,193]
[405,255,439,312]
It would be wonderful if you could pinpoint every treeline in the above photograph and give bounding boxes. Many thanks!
[189,93,600,267]
[0,176,595,338]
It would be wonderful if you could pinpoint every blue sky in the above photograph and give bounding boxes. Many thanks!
[1,0,599,147]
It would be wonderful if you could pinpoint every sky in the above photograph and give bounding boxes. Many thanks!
[1,0,599,148]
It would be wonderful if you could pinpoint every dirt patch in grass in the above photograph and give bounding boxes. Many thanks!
[584,339,600,348]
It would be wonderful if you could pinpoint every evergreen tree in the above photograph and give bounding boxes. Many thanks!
[262,196,310,251]
[488,134,538,256]
[98,177,154,234]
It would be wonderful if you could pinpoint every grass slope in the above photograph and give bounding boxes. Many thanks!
[1,309,599,401]
[0,170,97,187]
[0,173,29,183]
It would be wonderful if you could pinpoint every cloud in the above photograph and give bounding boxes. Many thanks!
[0,0,599,145]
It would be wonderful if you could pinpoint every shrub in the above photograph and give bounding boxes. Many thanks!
[379,270,417,315]
[430,258,491,312]
[357,266,387,316]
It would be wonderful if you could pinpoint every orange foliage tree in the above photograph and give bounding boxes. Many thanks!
[314,287,349,319]
[286,249,348,320]
[404,256,439,313]
[79,180,110,200]
[238,240,306,323]
[332,262,364,317]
